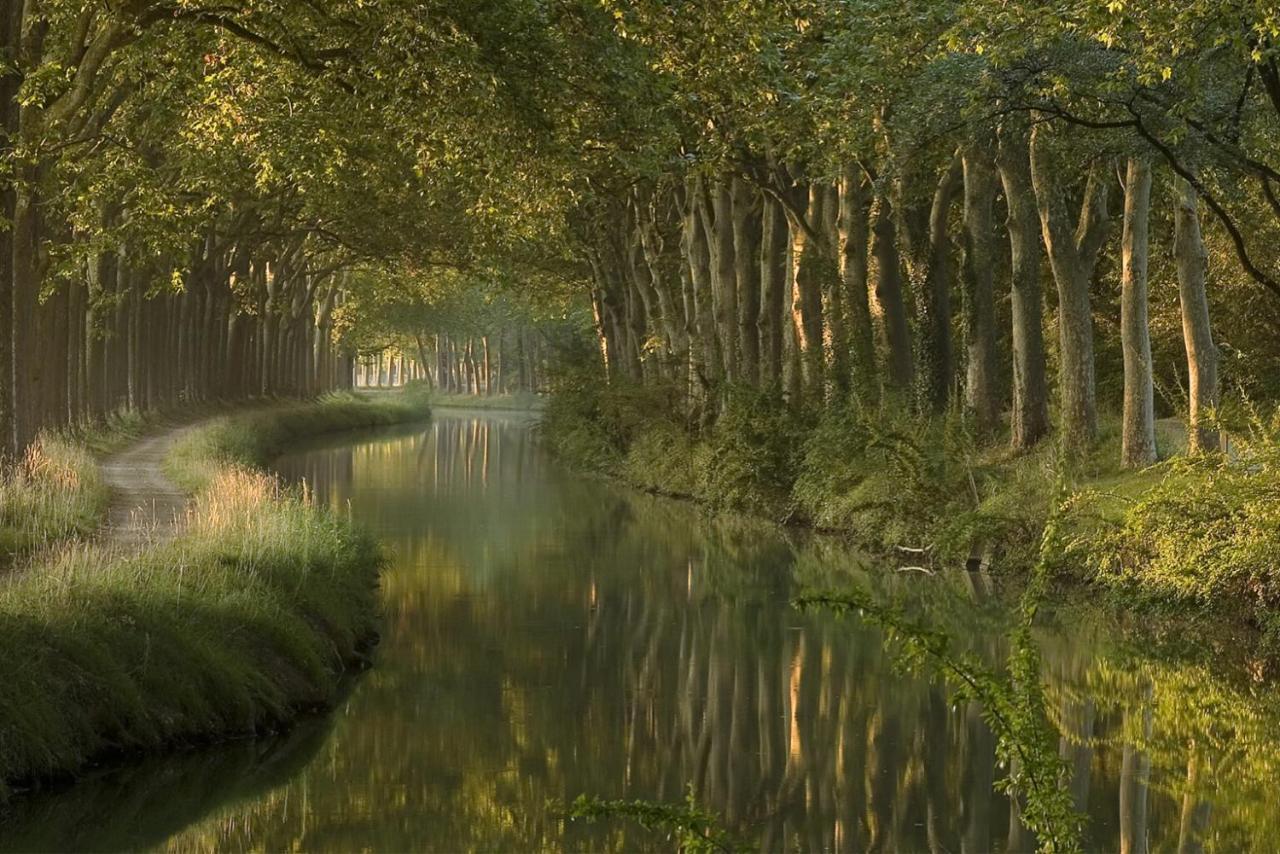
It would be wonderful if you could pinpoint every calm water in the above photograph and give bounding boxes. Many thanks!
[3,412,1279,851]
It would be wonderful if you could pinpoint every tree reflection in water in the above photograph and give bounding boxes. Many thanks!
[1,413,1276,852]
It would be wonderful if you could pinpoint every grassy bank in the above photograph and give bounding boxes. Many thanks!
[395,382,544,412]
[0,391,430,801]
[165,391,432,491]
[543,378,1280,642]
[0,408,177,563]
[0,393,430,564]
[542,380,1095,564]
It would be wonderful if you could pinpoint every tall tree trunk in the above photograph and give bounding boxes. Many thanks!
[962,143,1001,434]
[731,178,762,387]
[702,177,738,383]
[683,181,720,406]
[636,185,688,385]
[759,195,788,390]
[0,2,17,458]
[997,118,1051,449]
[1029,120,1113,452]
[1120,158,1157,468]
[870,190,913,393]
[900,153,963,414]
[11,175,39,450]
[788,185,825,402]
[838,165,877,405]
[1173,176,1220,454]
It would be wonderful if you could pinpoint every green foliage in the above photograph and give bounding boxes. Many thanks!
[540,370,686,476]
[546,388,1066,563]
[567,790,739,854]
[793,404,968,541]
[695,387,809,518]
[620,418,697,497]
[1083,415,1280,640]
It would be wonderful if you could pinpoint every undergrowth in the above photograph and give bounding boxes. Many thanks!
[1082,412,1280,646]
[543,377,1086,567]
[541,376,1225,584]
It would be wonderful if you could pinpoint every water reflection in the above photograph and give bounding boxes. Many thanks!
[2,412,1279,851]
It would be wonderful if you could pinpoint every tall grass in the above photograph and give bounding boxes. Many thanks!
[0,468,380,800]
[0,390,430,800]
[0,437,107,561]
[165,391,432,492]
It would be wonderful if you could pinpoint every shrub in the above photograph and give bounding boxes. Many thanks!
[621,419,696,496]
[793,405,975,550]
[696,387,809,518]
[1083,414,1280,640]
[540,369,684,475]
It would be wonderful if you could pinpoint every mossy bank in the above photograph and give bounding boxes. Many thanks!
[0,392,430,801]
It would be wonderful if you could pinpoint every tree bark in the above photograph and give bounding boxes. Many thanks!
[702,177,738,383]
[962,143,1001,434]
[0,1,17,458]
[788,184,826,402]
[870,189,913,393]
[731,178,762,387]
[1173,176,1220,454]
[1120,158,1157,468]
[1030,119,1113,452]
[997,118,1051,449]
[683,180,721,404]
[760,194,788,390]
[900,153,963,414]
[838,165,877,405]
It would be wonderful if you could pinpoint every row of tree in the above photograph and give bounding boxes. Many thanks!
[0,0,610,458]
[353,330,554,397]
[5,1,1280,468]
[571,2,1280,466]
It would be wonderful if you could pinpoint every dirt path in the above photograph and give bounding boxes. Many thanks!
[99,423,202,549]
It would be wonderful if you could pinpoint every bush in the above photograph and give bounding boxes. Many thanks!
[540,369,685,475]
[621,419,696,496]
[695,387,809,518]
[793,404,977,552]
[1084,423,1280,622]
